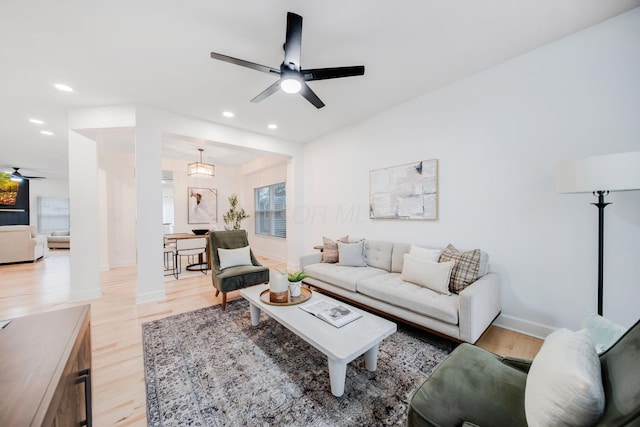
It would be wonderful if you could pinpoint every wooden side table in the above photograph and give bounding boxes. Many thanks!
[0,305,92,426]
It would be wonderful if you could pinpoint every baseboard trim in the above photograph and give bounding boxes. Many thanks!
[136,289,167,304]
[493,314,557,340]
[493,314,556,339]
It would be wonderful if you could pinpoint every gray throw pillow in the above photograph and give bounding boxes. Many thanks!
[337,240,367,267]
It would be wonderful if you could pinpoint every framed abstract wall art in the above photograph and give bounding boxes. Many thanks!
[188,187,217,224]
[369,159,438,220]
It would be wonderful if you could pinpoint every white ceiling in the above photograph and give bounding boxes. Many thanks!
[1,0,638,179]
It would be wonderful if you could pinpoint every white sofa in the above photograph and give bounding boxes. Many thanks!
[300,240,501,344]
[0,225,46,264]
[47,230,70,249]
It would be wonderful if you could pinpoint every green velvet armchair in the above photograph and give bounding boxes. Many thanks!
[408,319,640,427]
[208,230,269,310]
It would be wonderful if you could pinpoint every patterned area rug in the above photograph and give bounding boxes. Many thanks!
[143,299,455,426]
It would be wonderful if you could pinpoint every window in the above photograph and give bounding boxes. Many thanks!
[254,182,286,238]
[37,197,70,234]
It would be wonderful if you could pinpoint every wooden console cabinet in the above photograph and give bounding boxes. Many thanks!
[0,305,92,426]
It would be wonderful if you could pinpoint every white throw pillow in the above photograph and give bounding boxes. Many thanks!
[337,240,367,267]
[581,312,627,354]
[218,246,252,270]
[525,328,605,427]
[409,245,441,262]
[400,254,453,295]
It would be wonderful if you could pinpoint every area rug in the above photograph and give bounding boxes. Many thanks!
[143,299,455,426]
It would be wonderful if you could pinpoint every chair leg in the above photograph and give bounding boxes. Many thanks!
[221,293,227,310]
[215,289,220,297]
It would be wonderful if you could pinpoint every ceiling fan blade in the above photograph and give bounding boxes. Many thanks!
[302,65,365,81]
[283,12,302,69]
[250,80,281,103]
[210,52,280,75]
[9,167,46,181]
[300,82,325,109]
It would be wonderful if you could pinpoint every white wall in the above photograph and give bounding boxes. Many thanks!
[302,9,640,334]
[28,178,69,229]
[161,157,239,234]
[241,158,289,263]
[103,150,137,268]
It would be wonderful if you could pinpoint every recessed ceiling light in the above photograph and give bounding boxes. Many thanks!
[54,83,74,92]
[29,118,45,125]
[222,111,234,118]
[40,130,54,136]
[268,124,278,130]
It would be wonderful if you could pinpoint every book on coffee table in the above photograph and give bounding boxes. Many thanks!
[299,300,362,328]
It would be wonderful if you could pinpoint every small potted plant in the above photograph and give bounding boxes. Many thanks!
[287,271,310,297]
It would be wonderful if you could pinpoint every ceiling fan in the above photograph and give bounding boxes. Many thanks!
[210,12,365,109]
[9,167,46,182]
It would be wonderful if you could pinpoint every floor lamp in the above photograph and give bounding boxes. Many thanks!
[556,152,640,316]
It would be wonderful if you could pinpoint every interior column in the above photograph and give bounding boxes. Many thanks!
[68,130,102,301]
[135,108,166,303]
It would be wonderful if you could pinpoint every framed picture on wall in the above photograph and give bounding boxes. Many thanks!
[369,159,438,220]
[188,187,217,224]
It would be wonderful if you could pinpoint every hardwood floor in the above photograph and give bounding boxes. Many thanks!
[0,251,541,426]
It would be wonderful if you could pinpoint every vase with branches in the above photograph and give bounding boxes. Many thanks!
[223,193,249,230]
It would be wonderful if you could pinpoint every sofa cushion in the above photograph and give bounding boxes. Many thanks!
[408,344,528,427]
[409,245,441,262]
[391,243,411,273]
[525,328,604,427]
[321,235,348,263]
[304,263,387,293]
[357,273,459,325]
[392,243,444,273]
[401,254,454,295]
[365,240,393,271]
[439,244,481,293]
[337,240,367,267]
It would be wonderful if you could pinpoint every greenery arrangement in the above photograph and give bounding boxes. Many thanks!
[222,193,249,230]
[287,271,310,282]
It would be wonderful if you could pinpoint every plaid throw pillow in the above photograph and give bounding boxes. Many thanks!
[439,244,481,293]
[321,235,349,263]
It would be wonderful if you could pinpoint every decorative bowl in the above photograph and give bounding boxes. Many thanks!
[192,229,209,235]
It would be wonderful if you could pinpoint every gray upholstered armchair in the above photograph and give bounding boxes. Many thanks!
[408,318,640,427]
[208,230,269,310]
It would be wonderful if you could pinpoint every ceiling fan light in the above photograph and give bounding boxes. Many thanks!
[281,78,302,94]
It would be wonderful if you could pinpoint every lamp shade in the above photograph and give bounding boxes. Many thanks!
[556,152,640,194]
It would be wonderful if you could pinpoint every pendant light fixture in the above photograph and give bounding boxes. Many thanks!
[188,148,215,177]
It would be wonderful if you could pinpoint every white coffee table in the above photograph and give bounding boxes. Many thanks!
[240,284,397,397]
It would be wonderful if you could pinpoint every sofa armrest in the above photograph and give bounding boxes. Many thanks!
[458,272,501,343]
[300,253,322,270]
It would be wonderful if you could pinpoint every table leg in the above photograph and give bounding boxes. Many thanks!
[327,358,347,397]
[249,303,261,326]
[364,344,379,372]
